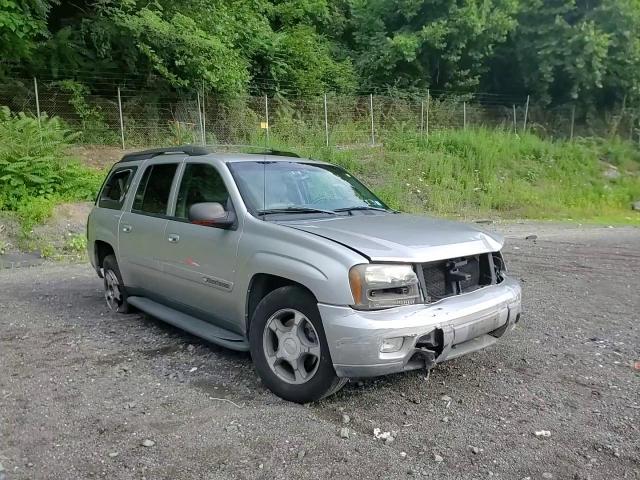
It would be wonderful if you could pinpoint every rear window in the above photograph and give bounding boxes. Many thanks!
[98,167,137,210]
[132,163,178,215]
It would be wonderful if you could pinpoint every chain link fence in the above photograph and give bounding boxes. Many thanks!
[1,77,639,150]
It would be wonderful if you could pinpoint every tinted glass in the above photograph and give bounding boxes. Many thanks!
[175,163,230,219]
[132,163,178,215]
[228,161,387,213]
[98,167,136,210]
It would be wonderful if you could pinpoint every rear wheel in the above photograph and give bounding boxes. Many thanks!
[102,254,131,314]
[249,286,347,403]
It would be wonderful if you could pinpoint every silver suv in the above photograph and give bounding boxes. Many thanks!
[87,146,522,403]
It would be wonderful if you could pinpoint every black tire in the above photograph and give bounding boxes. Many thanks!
[102,254,131,314]
[249,286,347,403]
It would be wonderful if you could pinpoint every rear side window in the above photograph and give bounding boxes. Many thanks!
[132,163,178,215]
[98,167,137,210]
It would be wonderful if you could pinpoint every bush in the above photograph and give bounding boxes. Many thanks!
[0,107,103,232]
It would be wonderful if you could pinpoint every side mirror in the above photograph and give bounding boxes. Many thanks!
[188,202,236,229]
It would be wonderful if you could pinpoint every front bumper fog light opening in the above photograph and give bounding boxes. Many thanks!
[380,336,405,353]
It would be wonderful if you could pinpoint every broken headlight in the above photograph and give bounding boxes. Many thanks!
[349,264,420,310]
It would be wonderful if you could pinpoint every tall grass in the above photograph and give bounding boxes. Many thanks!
[0,107,103,233]
[264,127,640,223]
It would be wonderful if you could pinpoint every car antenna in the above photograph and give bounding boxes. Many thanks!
[262,154,267,221]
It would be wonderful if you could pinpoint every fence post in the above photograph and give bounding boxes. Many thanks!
[463,101,467,130]
[201,80,206,145]
[369,94,375,146]
[513,104,517,134]
[33,77,41,130]
[426,89,430,137]
[323,94,329,147]
[264,94,270,145]
[523,95,530,133]
[117,87,125,150]
[420,100,424,137]
[570,105,576,141]
[196,92,205,146]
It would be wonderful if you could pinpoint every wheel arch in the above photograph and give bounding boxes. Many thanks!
[245,274,316,336]
[94,240,115,273]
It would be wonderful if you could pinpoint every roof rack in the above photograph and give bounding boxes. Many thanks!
[119,145,209,163]
[210,144,300,158]
[118,145,301,163]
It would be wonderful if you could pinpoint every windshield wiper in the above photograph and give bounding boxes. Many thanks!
[333,205,392,213]
[257,207,337,216]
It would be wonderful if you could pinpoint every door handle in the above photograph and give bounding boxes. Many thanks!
[121,224,133,233]
[167,234,180,243]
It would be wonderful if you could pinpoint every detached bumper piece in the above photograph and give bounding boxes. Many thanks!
[319,276,522,378]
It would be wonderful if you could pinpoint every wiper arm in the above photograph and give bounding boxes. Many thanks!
[333,205,392,213]
[257,207,337,216]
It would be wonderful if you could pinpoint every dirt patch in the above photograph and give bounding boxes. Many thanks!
[0,224,639,479]
[68,145,135,170]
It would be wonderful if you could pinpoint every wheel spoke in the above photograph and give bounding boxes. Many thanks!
[267,317,287,341]
[292,357,309,383]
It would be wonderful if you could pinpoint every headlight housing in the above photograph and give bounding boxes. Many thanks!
[349,264,421,310]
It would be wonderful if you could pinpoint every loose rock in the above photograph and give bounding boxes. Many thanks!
[141,439,155,447]
[342,414,351,424]
[534,430,551,438]
[542,473,553,479]
[297,450,306,460]
[108,452,119,458]
[440,395,452,402]
[434,454,444,463]
[470,446,481,455]
[400,451,407,459]
[525,235,538,241]
[632,200,640,211]
[339,427,350,439]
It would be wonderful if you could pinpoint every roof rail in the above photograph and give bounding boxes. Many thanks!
[210,144,300,158]
[119,145,209,163]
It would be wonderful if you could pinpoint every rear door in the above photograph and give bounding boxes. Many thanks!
[117,159,181,293]
[159,161,243,332]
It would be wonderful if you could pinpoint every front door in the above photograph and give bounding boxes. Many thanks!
[159,162,242,332]
[118,161,180,294]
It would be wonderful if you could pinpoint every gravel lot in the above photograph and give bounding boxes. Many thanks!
[1,223,639,480]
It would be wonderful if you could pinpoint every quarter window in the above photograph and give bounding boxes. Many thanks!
[175,163,230,219]
[98,167,137,210]
[132,163,178,215]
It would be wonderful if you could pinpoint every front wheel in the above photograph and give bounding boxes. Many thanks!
[249,286,347,403]
[102,254,131,314]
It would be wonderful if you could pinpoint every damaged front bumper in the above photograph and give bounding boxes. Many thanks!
[319,276,522,378]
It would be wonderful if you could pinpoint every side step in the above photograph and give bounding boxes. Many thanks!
[127,296,249,351]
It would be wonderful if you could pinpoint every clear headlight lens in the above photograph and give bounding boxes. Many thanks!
[349,264,421,310]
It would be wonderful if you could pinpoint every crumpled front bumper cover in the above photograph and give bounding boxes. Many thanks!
[319,276,522,378]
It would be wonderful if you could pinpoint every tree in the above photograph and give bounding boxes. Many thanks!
[341,0,519,91]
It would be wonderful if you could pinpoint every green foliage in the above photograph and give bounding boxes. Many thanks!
[64,233,87,253]
[0,107,102,232]
[346,0,519,90]
[56,80,119,144]
[0,0,52,65]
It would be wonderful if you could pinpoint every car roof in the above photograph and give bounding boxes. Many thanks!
[118,146,330,165]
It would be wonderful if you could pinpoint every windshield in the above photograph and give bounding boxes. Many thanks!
[228,161,389,215]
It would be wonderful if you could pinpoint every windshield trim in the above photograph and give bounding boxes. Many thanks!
[227,160,390,219]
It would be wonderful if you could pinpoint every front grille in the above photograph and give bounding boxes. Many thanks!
[419,253,496,303]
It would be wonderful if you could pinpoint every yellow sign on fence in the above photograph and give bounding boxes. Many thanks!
[260,122,269,129]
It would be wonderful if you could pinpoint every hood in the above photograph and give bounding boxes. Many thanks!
[284,213,504,263]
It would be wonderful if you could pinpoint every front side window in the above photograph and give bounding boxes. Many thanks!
[228,161,388,215]
[98,167,137,210]
[174,163,231,219]
[132,163,178,215]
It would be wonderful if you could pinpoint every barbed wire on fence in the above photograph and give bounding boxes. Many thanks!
[0,76,638,149]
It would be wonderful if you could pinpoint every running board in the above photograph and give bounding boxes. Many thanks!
[127,296,249,351]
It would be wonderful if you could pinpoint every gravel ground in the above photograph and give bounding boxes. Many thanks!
[1,223,639,480]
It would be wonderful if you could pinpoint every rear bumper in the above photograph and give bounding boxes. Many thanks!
[319,276,522,378]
